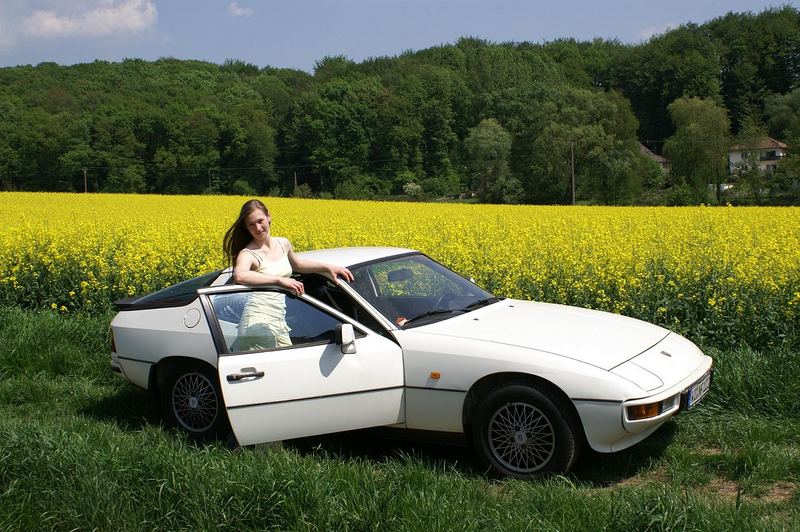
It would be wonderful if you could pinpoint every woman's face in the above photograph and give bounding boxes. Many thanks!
[244,208,270,240]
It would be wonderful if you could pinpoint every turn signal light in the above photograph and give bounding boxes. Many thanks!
[429,371,441,380]
[627,402,662,420]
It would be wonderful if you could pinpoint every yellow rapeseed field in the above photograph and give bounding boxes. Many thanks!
[1,192,798,348]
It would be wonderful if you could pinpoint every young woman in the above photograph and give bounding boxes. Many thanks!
[222,199,353,349]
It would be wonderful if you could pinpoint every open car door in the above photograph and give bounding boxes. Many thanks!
[206,288,405,445]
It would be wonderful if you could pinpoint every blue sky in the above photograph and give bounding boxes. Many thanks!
[0,1,794,72]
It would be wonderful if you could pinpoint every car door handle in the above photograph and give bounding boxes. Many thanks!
[226,371,265,382]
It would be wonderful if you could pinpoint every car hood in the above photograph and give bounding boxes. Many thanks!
[414,299,670,371]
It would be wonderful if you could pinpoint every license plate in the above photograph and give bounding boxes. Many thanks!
[685,371,711,410]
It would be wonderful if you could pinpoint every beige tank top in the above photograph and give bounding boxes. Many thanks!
[238,239,292,331]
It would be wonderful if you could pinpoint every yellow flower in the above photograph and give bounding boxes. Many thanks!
[0,192,797,345]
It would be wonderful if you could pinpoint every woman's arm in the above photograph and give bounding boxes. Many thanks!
[233,248,306,294]
[285,239,354,282]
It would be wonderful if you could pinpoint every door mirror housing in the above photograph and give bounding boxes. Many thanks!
[335,323,357,354]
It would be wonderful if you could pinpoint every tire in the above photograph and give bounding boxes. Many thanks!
[160,363,229,441]
[471,383,581,478]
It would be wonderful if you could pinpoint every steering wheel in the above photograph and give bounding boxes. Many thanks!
[435,292,458,310]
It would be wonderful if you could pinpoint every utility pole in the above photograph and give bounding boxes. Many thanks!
[571,141,575,206]
[83,167,88,193]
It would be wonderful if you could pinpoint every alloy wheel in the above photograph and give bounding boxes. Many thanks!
[487,401,556,473]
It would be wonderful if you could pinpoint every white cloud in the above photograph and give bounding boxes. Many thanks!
[229,2,254,17]
[638,22,677,41]
[23,0,157,39]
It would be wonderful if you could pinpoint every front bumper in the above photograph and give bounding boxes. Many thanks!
[575,355,713,453]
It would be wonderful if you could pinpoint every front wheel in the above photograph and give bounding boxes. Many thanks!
[471,383,581,478]
[161,363,229,441]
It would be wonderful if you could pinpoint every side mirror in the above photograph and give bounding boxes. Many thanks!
[335,323,357,354]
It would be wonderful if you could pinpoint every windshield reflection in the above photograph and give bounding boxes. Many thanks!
[350,254,497,327]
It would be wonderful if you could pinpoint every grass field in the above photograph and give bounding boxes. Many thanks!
[1,307,798,530]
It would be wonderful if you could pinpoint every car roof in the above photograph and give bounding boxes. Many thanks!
[117,247,420,311]
[211,247,418,286]
[296,246,417,268]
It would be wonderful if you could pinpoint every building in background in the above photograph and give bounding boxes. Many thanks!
[728,138,788,174]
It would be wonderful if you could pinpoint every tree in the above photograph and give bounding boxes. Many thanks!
[104,164,147,192]
[615,24,723,143]
[492,84,641,204]
[732,114,770,203]
[764,87,800,142]
[306,77,382,192]
[464,119,521,203]
[402,181,424,200]
[663,97,731,202]
[708,7,800,131]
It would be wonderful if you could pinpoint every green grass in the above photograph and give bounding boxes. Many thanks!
[0,307,798,530]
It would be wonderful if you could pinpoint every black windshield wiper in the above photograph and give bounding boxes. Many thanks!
[402,308,463,327]
[463,297,502,311]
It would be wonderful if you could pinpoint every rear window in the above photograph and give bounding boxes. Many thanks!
[115,270,222,310]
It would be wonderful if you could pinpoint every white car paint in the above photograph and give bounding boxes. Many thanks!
[112,298,217,388]
[110,246,713,472]
[218,331,405,444]
[409,299,671,371]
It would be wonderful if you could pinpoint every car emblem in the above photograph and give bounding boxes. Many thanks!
[660,350,672,357]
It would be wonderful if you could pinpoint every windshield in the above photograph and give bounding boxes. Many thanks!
[349,254,497,328]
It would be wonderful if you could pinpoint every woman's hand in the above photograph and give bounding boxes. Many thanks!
[329,265,354,283]
[279,277,305,296]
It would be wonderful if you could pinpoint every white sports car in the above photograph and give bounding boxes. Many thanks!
[110,247,712,478]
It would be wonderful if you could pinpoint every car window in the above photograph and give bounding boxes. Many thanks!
[350,254,495,327]
[297,274,389,336]
[209,290,353,354]
[116,270,222,310]
[368,257,466,298]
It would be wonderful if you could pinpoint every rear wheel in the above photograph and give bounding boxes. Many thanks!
[161,363,229,441]
[471,383,581,478]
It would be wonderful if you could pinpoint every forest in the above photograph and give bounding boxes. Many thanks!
[1,6,799,205]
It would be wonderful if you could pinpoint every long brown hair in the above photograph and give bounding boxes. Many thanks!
[223,199,269,267]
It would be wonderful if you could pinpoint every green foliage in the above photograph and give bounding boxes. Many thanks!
[291,183,314,198]
[230,178,257,196]
[615,24,723,143]
[765,87,800,143]
[664,96,731,202]
[502,85,642,204]
[664,184,698,206]
[1,7,799,204]
[333,171,389,200]
[402,181,424,200]
[463,118,517,203]
[732,115,771,204]
[707,7,800,132]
